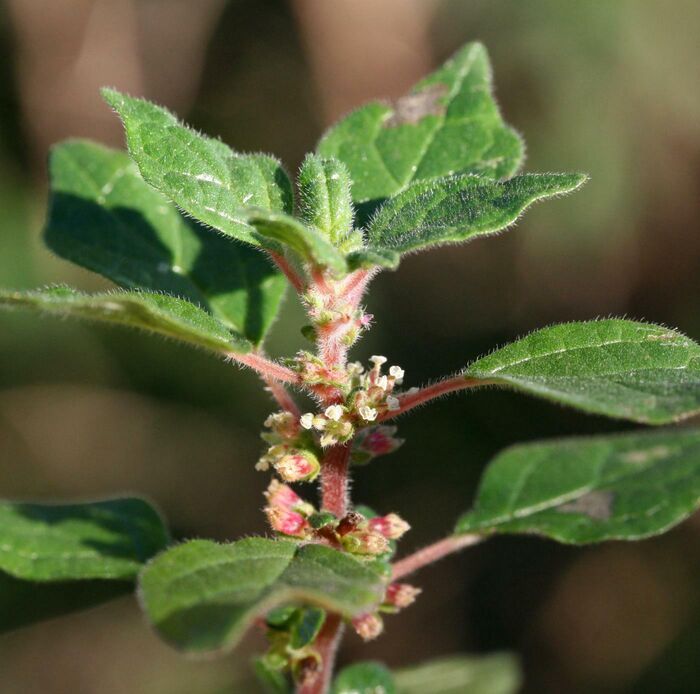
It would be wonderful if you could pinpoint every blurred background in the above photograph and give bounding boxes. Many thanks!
[1,1,699,692]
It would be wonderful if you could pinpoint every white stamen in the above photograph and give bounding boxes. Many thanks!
[299,413,314,429]
[389,366,405,382]
[325,405,344,421]
[370,355,387,367]
[386,396,400,411]
[359,406,378,421]
[376,375,388,390]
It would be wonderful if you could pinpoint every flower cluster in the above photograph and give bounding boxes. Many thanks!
[303,287,372,348]
[293,355,412,449]
[351,582,422,641]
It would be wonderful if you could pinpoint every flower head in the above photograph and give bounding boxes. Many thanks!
[273,450,320,482]
[352,613,384,641]
[368,513,410,540]
[384,583,421,609]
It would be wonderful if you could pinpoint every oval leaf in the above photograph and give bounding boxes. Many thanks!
[0,286,250,355]
[394,653,521,694]
[0,497,169,581]
[318,42,523,218]
[349,172,586,269]
[464,320,700,424]
[139,538,385,654]
[455,428,700,544]
[45,140,286,345]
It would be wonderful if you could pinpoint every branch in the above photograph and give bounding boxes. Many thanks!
[320,444,351,517]
[379,375,488,422]
[269,250,305,293]
[227,351,301,385]
[297,614,344,694]
[263,375,302,417]
[391,534,485,581]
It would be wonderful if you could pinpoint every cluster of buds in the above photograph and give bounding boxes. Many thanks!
[302,287,372,348]
[336,510,410,557]
[264,479,316,538]
[256,411,321,482]
[291,351,347,388]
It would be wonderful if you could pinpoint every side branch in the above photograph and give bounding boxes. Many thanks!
[391,534,484,581]
[263,376,302,417]
[269,250,305,293]
[227,351,301,385]
[379,376,488,421]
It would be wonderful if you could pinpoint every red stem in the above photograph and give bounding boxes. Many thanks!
[391,534,484,581]
[320,444,351,516]
[378,376,488,422]
[269,251,305,293]
[263,376,301,418]
[228,351,301,385]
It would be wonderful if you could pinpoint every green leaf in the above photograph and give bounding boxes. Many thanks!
[245,209,348,275]
[139,538,385,654]
[318,42,524,220]
[394,653,521,694]
[45,140,286,345]
[0,571,131,633]
[0,498,169,581]
[455,428,700,544]
[464,319,700,424]
[297,154,357,250]
[0,286,250,354]
[349,173,586,269]
[289,607,326,649]
[101,89,293,249]
[254,658,291,694]
[332,661,396,694]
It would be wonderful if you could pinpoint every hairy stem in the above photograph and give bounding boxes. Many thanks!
[263,376,302,417]
[228,351,301,385]
[379,376,488,422]
[320,444,351,516]
[391,534,484,581]
[269,250,305,293]
[297,614,344,694]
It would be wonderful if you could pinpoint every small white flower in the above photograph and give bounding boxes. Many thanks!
[376,375,388,390]
[347,361,365,375]
[312,415,328,430]
[325,405,344,421]
[255,460,270,471]
[389,366,405,382]
[386,396,400,411]
[320,433,337,447]
[359,406,378,421]
[299,413,314,430]
[370,355,387,367]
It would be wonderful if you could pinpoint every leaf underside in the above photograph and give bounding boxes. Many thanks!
[456,428,700,544]
[139,537,385,654]
[0,497,169,581]
[318,42,524,221]
[0,286,250,354]
[45,139,286,345]
[465,319,700,424]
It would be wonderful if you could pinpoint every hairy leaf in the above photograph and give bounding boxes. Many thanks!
[0,498,169,581]
[455,429,700,544]
[0,286,250,354]
[394,653,521,694]
[45,140,286,345]
[139,538,385,654]
[464,320,700,424]
[332,661,396,694]
[102,89,293,249]
[349,173,586,269]
[318,42,524,220]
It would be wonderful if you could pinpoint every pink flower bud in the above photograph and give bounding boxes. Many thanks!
[368,513,410,540]
[265,506,308,538]
[342,530,390,556]
[352,612,384,641]
[264,479,302,511]
[273,450,320,482]
[358,426,403,457]
[385,583,421,609]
